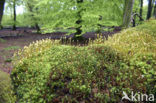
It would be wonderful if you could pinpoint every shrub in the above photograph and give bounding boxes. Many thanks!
[0,70,16,103]
[11,20,156,103]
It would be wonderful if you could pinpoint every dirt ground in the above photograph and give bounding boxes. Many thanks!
[0,27,120,73]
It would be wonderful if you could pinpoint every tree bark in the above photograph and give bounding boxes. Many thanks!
[140,0,144,21]
[153,0,156,18]
[122,0,134,28]
[13,0,16,30]
[0,0,5,29]
[147,0,153,20]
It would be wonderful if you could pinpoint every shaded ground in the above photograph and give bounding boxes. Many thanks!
[0,27,121,73]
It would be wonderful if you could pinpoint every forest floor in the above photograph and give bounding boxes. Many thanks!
[0,27,121,73]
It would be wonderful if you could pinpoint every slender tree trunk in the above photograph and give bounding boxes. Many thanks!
[147,0,153,20]
[122,0,135,28]
[73,0,84,42]
[153,0,156,18]
[13,0,16,30]
[35,23,40,33]
[0,0,5,29]
[132,11,137,27]
[140,0,144,21]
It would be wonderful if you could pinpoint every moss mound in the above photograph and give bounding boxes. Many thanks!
[0,71,16,103]
[11,20,156,103]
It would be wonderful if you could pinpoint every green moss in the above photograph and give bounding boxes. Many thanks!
[11,20,156,102]
[0,71,16,103]
[94,19,156,58]
[136,20,156,35]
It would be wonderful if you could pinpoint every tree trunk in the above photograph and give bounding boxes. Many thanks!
[153,0,156,18]
[122,0,134,28]
[35,23,40,33]
[132,12,136,27]
[73,0,84,42]
[0,0,5,29]
[147,0,153,20]
[140,0,144,21]
[13,0,16,30]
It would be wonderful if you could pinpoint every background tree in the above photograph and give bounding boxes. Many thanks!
[24,0,40,33]
[0,0,5,29]
[147,0,153,20]
[6,0,22,30]
[13,0,16,30]
[153,0,156,18]
[131,0,145,27]
[140,0,144,21]
[122,0,135,28]
[74,0,84,41]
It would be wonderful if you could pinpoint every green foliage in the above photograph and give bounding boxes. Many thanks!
[0,70,16,103]
[2,0,151,34]
[2,0,37,27]
[143,5,148,20]
[16,13,34,27]
[2,13,32,27]
[35,0,124,33]
[11,20,156,102]
[1,15,14,27]
[2,0,125,33]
